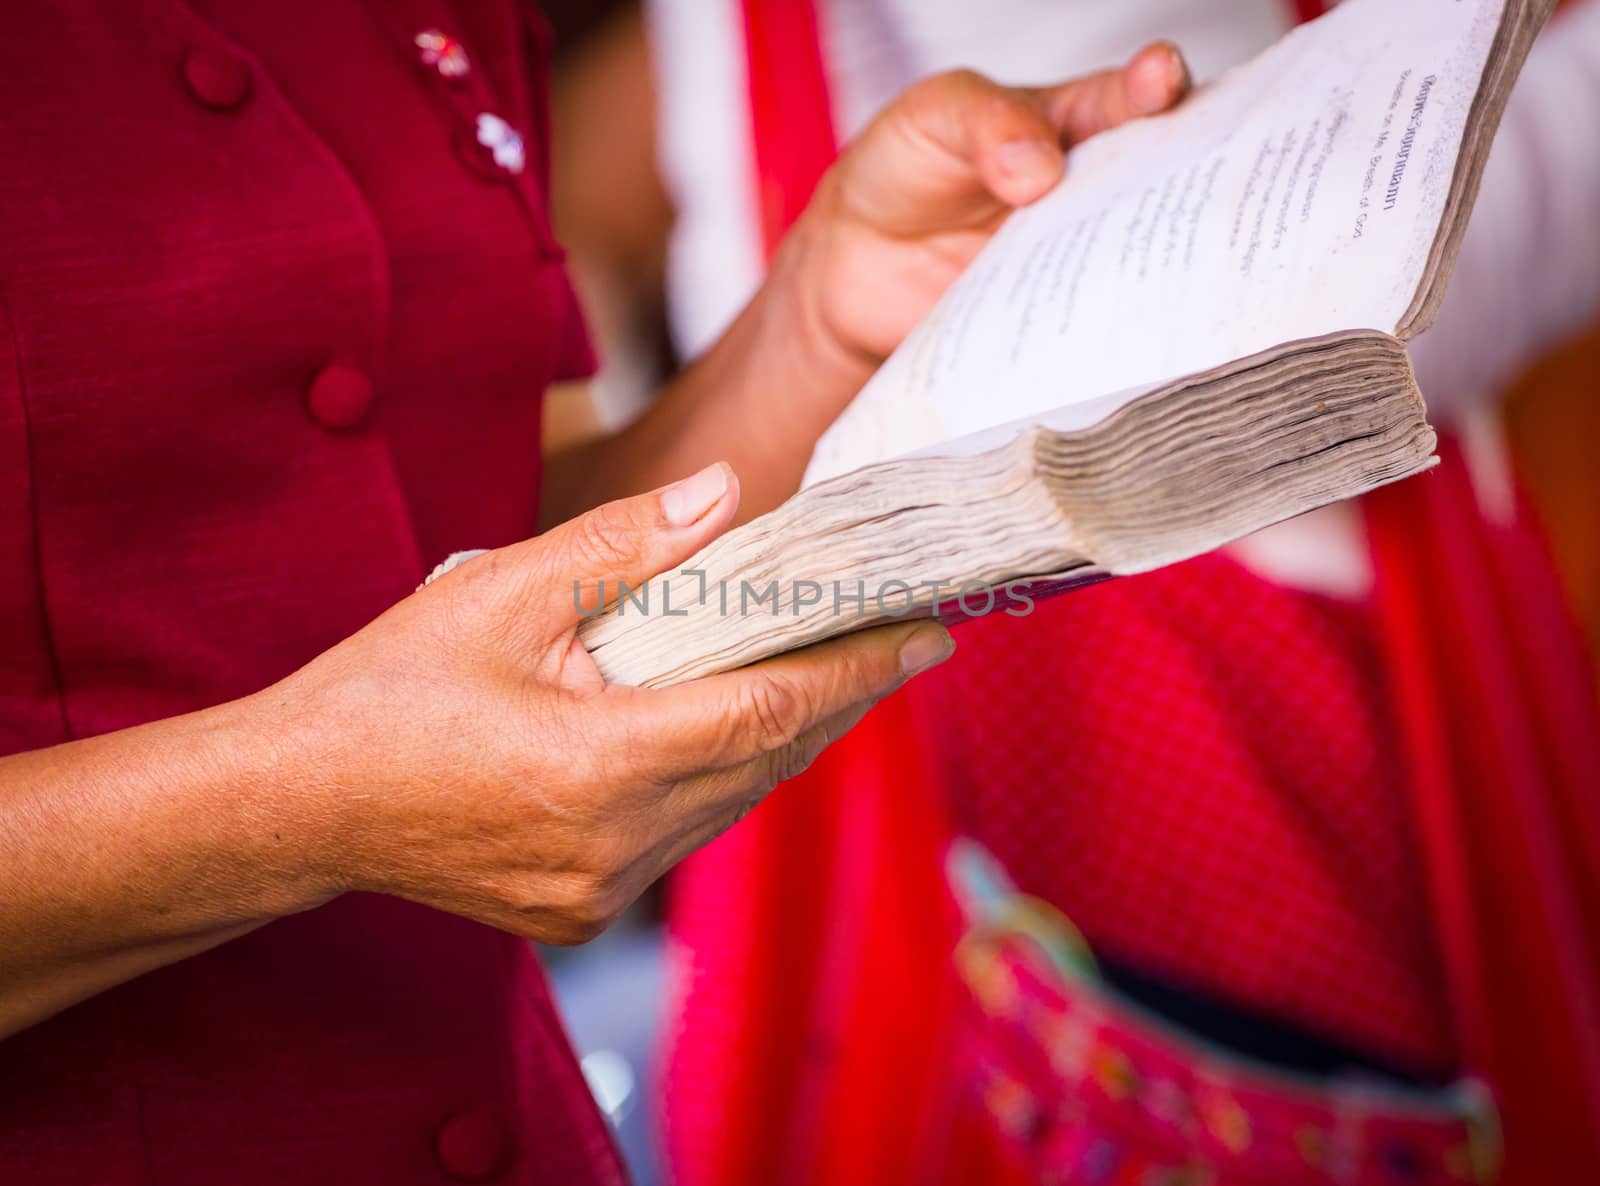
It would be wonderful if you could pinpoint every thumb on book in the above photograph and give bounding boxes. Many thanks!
[1041,41,1191,145]
[510,462,741,634]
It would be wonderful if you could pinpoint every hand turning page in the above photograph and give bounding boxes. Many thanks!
[581,0,1555,687]
[805,0,1522,484]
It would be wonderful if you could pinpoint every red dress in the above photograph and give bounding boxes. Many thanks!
[662,3,1600,1184]
[0,3,621,1183]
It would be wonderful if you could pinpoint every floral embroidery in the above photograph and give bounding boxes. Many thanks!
[414,29,470,78]
[1142,1077,1195,1134]
[982,1071,1039,1141]
[1091,1048,1139,1100]
[948,841,1502,1185]
[1200,1090,1252,1153]
[474,113,526,175]
[1294,1124,1328,1166]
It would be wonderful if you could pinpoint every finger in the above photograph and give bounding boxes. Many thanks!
[527,692,887,944]
[683,694,878,812]
[655,698,881,873]
[909,69,1071,208]
[1040,41,1190,145]
[632,620,955,772]
[455,693,870,944]
[928,45,1189,211]
[734,696,878,798]
[498,462,741,635]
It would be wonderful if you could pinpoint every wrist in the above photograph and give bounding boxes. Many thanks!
[196,683,354,915]
[767,200,882,399]
[701,205,879,491]
[599,190,884,517]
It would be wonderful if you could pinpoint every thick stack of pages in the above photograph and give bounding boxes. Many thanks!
[580,0,1554,688]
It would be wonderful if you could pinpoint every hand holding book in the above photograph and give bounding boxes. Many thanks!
[543,47,1189,526]
[799,42,1190,370]
[581,0,1558,688]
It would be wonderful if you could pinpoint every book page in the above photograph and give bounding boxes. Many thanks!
[804,0,1504,485]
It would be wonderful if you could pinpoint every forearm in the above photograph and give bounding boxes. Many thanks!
[0,688,337,1038]
[541,217,874,527]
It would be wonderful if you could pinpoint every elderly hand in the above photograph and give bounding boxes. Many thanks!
[271,463,952,944]
[0,462,951,1036]
[795,43,1190,370]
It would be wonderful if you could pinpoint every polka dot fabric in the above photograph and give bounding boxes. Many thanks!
[661,553,1462,1186]
[916,553,1452,1074]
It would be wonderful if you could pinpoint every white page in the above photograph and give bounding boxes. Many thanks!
[804,0,1503,485]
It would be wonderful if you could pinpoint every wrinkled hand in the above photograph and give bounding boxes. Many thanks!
[273,463,952,944]
[797,43,1190,368]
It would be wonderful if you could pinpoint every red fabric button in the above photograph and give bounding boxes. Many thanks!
[435,1110,513,1181]
[182,47,254,112]
[304,364,374,431]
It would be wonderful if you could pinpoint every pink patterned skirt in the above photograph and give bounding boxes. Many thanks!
[949,841,1500,1186]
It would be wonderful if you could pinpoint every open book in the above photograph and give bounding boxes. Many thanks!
[581,0,1556,688]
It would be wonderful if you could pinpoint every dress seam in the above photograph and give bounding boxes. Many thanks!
[0,286,75,745]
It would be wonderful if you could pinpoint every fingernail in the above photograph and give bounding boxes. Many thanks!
[661,462,732,527]
[1131,43,1188,113]
[995,139,1061,187]
[1163,43,1191,96]
[899,625,955,677]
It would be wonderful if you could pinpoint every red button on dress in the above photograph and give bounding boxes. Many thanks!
[1,6,626,1186]
[304,363,375,431]
[435,1110,513,1181]
[182,46,254,112]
